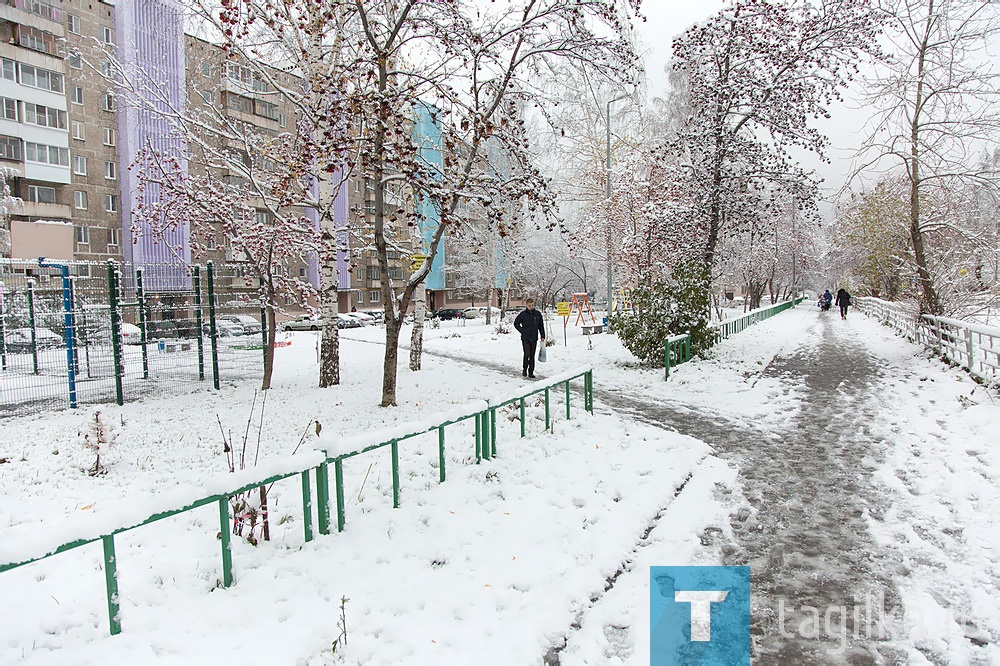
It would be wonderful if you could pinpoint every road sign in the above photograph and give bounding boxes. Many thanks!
[556,301,571,317]
[410,254,427,272]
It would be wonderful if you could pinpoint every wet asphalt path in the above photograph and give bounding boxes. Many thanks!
[415,315,908,663]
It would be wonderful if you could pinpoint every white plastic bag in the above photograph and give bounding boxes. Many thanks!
[537,343,547,363]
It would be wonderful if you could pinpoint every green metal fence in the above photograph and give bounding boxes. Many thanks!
[0,259,264,417]
[663,297,805,380]
[0,367,594,636]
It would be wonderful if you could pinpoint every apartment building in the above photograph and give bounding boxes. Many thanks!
[0,0,74,259]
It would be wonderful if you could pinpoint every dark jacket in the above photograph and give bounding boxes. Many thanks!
[822,290,833,303]
[835,289,851,306]
[514,308,545,341]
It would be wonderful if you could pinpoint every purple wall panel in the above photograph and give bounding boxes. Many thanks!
[117,0,190,291]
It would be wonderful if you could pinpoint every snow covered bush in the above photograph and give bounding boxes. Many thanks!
[610,260,713,366]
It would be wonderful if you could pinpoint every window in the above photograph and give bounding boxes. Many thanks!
[388,268,404,281]
[103,128,116,146]
[67,14,81,34]
[75,225,90,245]
[99,61,111,77]
[365,201,375,215]
[28,185,57,204]
[73,155,87,175]
[279,113,286,128]
[74,190,88,210]
[71,121,85,140]
[1,58,14,81]
[254,210,270,226]
[369,290,380,303]
[200,62,211,77]
[224,92,254,114]
[21,0,61,21]
[68,52,82,69]
[1,98,16,121]
[19,64,63,93]
[0,136,21,161]
[25,142,69,166]
[104,161,116,180]
[71,85,84,105]
[108,227,121,248]
[19,26,57,55]
[366,267,381,281]
[100,26,113,44]
[23,103,67,130]
[254,99,278,120]
[298,267,306,278]
[206,236,216,250]
[104,194,118,212]
[354,180,360,193]
[102,94,116,112]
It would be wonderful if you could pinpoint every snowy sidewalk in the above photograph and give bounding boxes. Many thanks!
[420,306,1000,664]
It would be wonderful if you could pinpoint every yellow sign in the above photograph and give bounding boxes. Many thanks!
[410,254,427,272]
[556,301,571,317]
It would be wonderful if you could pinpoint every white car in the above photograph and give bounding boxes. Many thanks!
[345,311,375,326]
[4,327,63,352]
[220,314,263,336]
[462,306,502,320]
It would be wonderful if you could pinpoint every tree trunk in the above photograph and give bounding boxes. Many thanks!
[409,282,425,371]
[262,279,276,390]
[319,252,341,387]
[382,319,401,406]
[484,287,492,325]
[908,8,943,316]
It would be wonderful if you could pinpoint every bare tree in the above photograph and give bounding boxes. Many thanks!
[854,0,1000,314]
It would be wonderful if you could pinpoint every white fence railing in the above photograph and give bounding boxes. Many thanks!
[856,297,1000,385]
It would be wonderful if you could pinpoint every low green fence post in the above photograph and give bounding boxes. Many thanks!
[519,397,526,438]
[334,458,345,532]
[390,440,400,508]
[135,268,149,380]
[544,387,551,431]
[489,408,497,457]
[102,534,121,635]
[192,267,205,381]
[107,262,124,406]
[218,498,233,587]
[27,279,38,375]
[587,370,594,413]
[474,413,482,462]
[438,426,446,482]
[664,337,670,380]
[206,262,220,390]
[316,462,330,536]
[301,470,313,542]
[565,380,571,420]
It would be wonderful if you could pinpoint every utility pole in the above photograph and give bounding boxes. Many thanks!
[606,94,628,317]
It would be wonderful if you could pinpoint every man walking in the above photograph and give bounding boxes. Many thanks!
[835,288,851,319]
[514,298,545,378]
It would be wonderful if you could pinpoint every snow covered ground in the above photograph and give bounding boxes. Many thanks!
[1,306,997,664]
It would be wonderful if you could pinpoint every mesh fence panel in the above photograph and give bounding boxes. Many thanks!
[1,259,264,418]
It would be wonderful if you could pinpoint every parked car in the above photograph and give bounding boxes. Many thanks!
[147,320,179,339]
[462,306,501,320]
[431,308,465,321]
[337,313,362,329]
[361,309,385,324]
[346,311,376,326]
[282,315,324,331]
[173,320,199,339]
[203,320,245,337]
[220,314,263,336]
[4,327,63,353]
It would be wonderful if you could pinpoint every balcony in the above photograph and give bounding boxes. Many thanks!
[17,200,70,219]
[3,0,62,23]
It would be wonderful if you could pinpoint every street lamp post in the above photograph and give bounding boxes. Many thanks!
[606,94,628,318]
